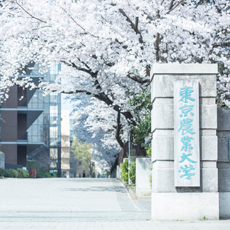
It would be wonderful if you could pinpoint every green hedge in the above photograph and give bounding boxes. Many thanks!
[121,159,128,183]
[27,160,52,178]
[120,159,136,185]
[17,168,29,178]
[36,172,52,178]
[0,168,29,178]
[130,162,136,185]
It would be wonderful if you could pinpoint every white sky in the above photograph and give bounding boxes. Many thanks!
[61,93,73,111]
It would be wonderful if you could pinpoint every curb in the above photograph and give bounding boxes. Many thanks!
[117,178,151,201]
[117,178,137,200]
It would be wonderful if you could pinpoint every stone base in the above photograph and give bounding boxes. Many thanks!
[136,188,151,197]
[220,192,230,219]
[151,192,219,221]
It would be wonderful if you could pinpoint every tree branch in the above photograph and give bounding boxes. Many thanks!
[61,7,98,38]
[119,9,144,44]
[116,110,124,148]
[135,17,139,31]
[166,0,184,15]
[61,60,92,75]
[212,41,230,48]
[212,0,222,14]
[52,63,137,127]
[155,10,161,62]
[77,58,92,71]
[126,73,150,85]
[93,93,136,126]
[14,0,47,23]
[169,0,175,10]
[155,33,160,62]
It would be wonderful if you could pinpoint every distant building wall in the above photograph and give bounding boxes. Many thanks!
[75,160,91,177]
[61,110,70,177]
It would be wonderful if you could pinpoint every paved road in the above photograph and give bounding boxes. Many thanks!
[0,178,230,229]
[0,178,150,221]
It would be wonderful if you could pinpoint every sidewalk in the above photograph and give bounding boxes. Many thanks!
[0,178,229,229]
[1,220,230,230]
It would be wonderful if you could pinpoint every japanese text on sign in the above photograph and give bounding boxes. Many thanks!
[174,80,200,187]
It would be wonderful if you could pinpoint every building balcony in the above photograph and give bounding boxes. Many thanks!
[17,131,27,141]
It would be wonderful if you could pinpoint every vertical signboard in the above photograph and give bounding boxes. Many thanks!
[174,80,200,187]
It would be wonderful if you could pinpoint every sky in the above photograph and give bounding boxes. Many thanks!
[61,93,73,111]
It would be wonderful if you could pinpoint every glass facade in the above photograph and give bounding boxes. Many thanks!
[27,90,44,109]
[27,63,61,171]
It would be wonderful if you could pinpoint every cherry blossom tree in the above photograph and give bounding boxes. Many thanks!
[70,94,121,168]
[0,0,229,147]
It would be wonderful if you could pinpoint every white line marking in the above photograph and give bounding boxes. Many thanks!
[118,180,141,211]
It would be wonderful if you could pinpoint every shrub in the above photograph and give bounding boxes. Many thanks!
[0,168,5,177]
[43,172,52,178]
[36,174,45,178]
[149,173,152,188]
[121,159,128,184]
[149,167,153,188]
[3,169,10,177]
[8,169,19,178]
[147,148,151,157]
[37,172,52,178]
[0,168,30,178]
[27,161,40,171]
[17,168,29,178]
[130,162,136,185]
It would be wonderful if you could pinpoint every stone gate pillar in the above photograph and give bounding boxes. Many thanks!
[151,64,218,220]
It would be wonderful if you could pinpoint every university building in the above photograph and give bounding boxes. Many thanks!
[0,63,70,176]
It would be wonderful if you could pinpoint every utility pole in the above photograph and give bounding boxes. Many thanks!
[128,130,131,184]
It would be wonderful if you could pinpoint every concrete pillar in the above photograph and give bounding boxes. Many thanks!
[217,108,230,219]
[151,64,218,221]
[136,158,152,197]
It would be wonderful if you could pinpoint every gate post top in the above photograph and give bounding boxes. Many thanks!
[150,64,218,81]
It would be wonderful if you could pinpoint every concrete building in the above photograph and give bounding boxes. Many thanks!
[61,110,70,177]
[0,84,43,168]
[74,159,91,178]
[0,63,62,175]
